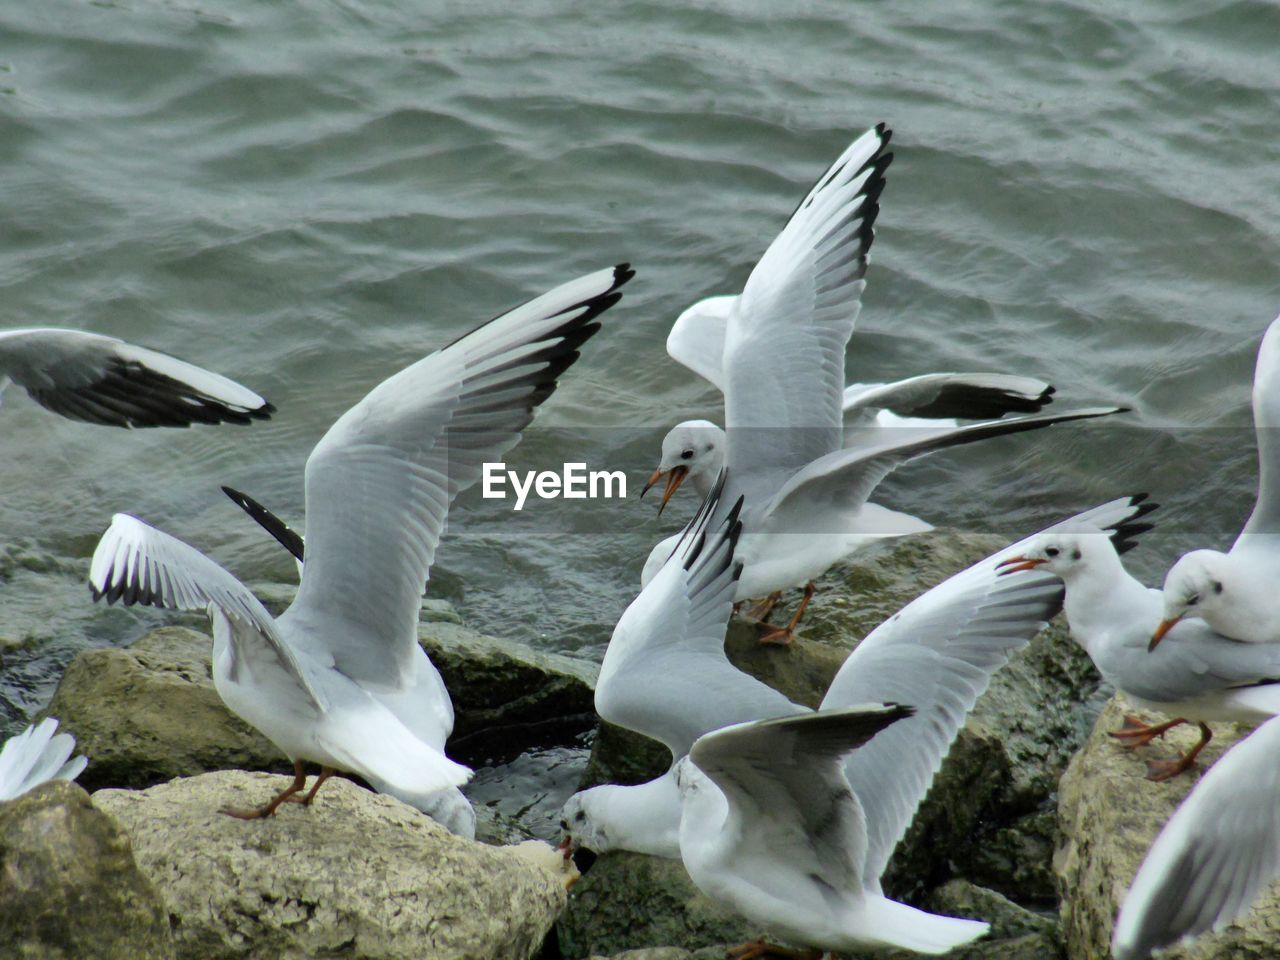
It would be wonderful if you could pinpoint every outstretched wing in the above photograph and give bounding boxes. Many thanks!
[690,705,913,892]
[279,265,633,691]
[88,512,323,708]
[1112,714,1280,960]
[0,718,87,801]
[1238,313,1280,544]
[723,126,892,495]
[597,473,804,758]
[841,373,1054,423]
[0,327,272,427]
[821,495,1157,888]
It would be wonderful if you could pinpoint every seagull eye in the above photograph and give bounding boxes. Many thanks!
[559,819,569,831]
[1212,581,1224,595]
[1186,594,1200,606]
[681,449,694,460]
[1071,549,1082,561]
[575,810,586,822]
[1045,547,1060,558]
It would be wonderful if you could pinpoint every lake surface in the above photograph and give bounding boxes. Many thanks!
[2,0,1279,738]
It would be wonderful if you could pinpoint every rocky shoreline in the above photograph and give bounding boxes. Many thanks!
[2,528,1271,959]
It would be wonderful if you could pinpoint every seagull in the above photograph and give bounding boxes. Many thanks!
[1154,312,1280,644]
[564,484,1155,864]
[1111,713,1280,960]
[0,327,273,427]
[89,264,634,819]
[640,124,1121,642]
[0,718,88,801]
[562,474,806,860]
[998,525,1280,780]
[676,704,995,957]
[218,485,472,836]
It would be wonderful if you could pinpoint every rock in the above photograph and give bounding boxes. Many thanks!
[422,619,598,761]
[579,529,1098,904]
[1055,694,1278,960]
[924,880,1057,942]
[0,781,174,959]
[556,851,755,958]
[586,950,726,960]
[44,616,599,792]
[95,771,565,960]
[41,627,289,791]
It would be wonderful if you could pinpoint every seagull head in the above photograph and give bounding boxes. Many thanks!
[996,531,1094,578]
[641,420,725,515]
[1152,550,1226,650]
[556,790,608,872]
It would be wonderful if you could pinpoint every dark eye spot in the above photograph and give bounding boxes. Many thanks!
[1187,594,1200,606]
[1071,549,1082,561]
[1046,547,1060,558]
[681,449,693,460]
[559,819,569,831]
[575,810,586,822]
[1212,581,1224,595]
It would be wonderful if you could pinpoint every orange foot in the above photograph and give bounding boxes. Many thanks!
[1145,722,1212,781]
[756,582,815,646]
[726,940,823,960]
[1108,714,1187,749]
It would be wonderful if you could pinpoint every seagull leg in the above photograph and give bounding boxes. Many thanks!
[1146,722,1213,781]
[286,766,335,806]
[1108,715,1187,749]
[220,760,308,819]
[757,582,815,645]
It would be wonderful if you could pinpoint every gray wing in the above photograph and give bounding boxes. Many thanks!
[723,126,891,496]
[821,495,1157,888]
[666,295,733,392]
[1237,313,1280,543]
[278,265,632,691]
[0,327,272,427]
[597,474,805,757]
[1112,714,1280,960]
[766,407,1122,533]
[88,513,323,708]
[1112,615,1280,704]
[841,373,1054,423]
[690,705,914,892]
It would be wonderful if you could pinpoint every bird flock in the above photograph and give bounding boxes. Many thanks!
[2,122,1278,959]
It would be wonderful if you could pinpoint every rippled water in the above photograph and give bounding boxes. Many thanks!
[2,0,1280,734]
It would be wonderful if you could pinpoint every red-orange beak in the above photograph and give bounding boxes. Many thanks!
[995,554,1048,576]
[640,465,688,516]
[1149,616,1182,652]
[557,835,573,861]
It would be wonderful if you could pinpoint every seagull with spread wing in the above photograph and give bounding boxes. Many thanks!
[88,265,634,819]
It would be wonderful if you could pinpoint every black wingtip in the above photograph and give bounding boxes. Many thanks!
[612,263,636,287]
[1111,495,1160,556]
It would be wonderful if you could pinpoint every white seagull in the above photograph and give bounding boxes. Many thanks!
[564,484,1154,868]
[1111,712,1280,960]
[1155,312,1280,644]
[216,485,472,836]
[676,704,994,957]
[89,264,634,819]
[998,525,1280,780]
[0,327,273,427]
[0,718,88,801]
[640,125,1121,642]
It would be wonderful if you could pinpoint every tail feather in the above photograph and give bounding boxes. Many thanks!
[856,896,990,955]
[318,711,471,797]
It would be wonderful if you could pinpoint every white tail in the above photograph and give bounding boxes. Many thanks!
[856,896,990,955]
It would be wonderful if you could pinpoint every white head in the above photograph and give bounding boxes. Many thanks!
[558,787,615,859]
[1154,550,1228,647]
[642,419,725,514]
[995,527,1113,580]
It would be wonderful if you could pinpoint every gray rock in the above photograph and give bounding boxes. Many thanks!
[95,771,565,960]
[0,781,174,960]
[557,851,756,958]
[43,618,598,792]
[579,529,1097,904]
[41,627,289,791]
[1056,694,1278,960]
[586,950,726,960]
[924,880,1057,942]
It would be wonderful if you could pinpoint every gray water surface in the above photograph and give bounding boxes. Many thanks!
[2,0,1279,727]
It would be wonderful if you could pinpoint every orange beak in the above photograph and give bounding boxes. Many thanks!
[1149,616,1182,652]
[995,554,1048,576]
[640,465,688,516]
[557,835,573,861]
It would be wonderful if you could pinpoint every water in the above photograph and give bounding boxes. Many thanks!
[2,0,1280,734]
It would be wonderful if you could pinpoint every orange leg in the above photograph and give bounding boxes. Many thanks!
[1146,722,1213,781]
[220,760,308,820]
[286,766,335,805]
[758,582,816,645]
[745,592,783,622]
[1109,714,1188,749]
[726,941,823,960]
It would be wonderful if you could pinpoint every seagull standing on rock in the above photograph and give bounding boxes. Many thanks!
[88,265,634,819]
